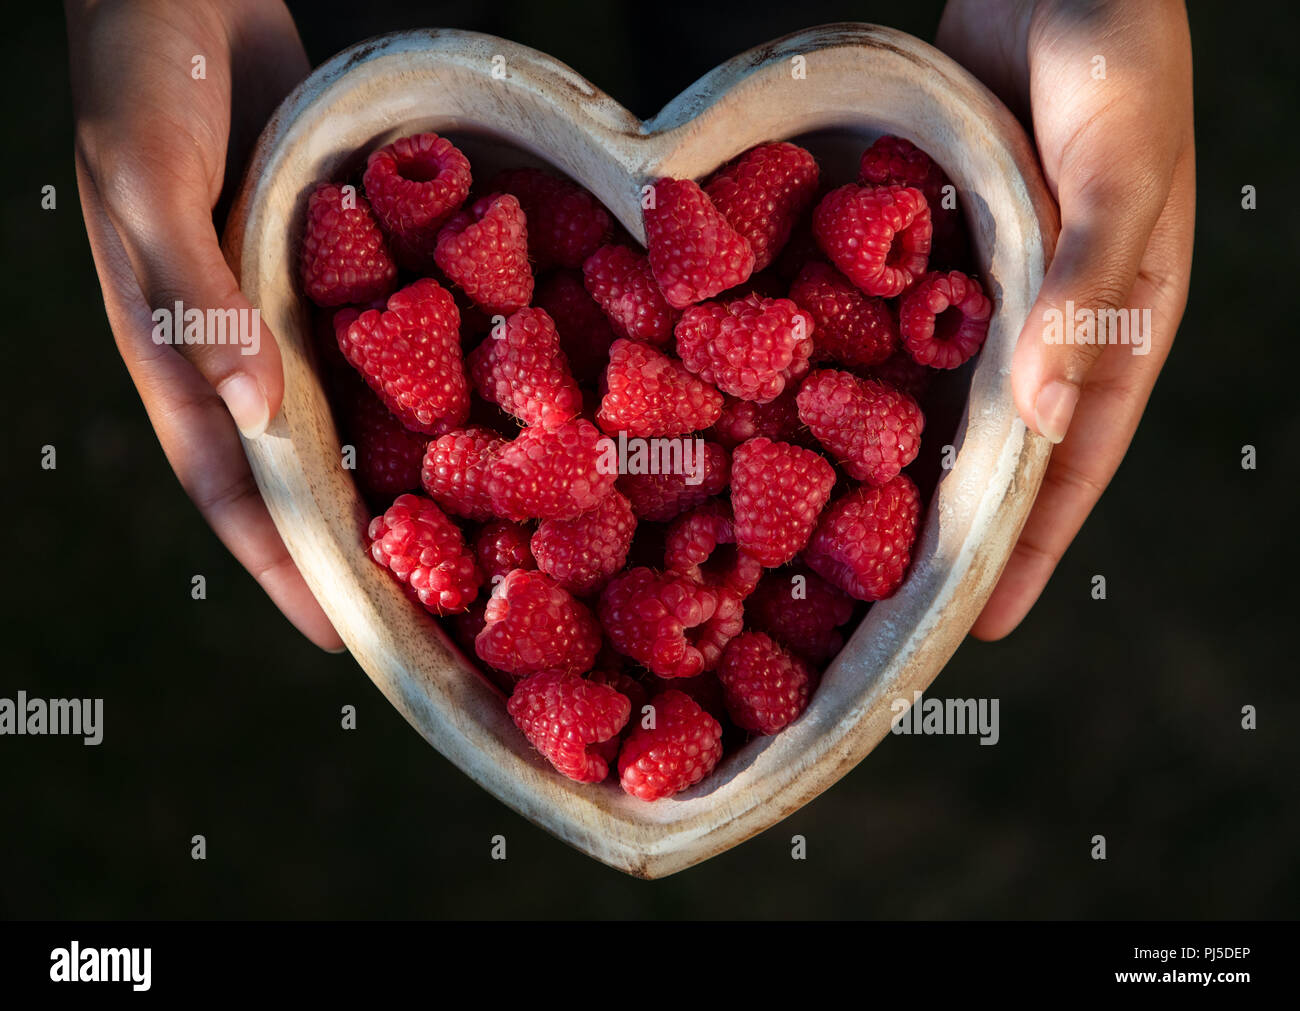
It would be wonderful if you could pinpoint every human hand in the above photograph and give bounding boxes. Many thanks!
[937,0,1195,639]
[67,0,342,650]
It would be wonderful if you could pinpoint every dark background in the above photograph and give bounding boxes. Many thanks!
[2,0,1296,919]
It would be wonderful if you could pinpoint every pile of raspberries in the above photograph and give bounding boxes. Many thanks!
[299,130,990,801]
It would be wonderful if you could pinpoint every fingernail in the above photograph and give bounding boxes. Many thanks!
[324,646,348,655]
[1033,380,1078,444]
[218,373,269,439]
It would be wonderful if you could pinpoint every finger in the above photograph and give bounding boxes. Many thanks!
[90,143,284,440]
[972,149,1195,640]
[1011,140,1174,444]
[77,158,343,652]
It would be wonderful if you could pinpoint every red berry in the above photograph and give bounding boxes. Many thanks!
[490,167,613,269]
[507,670,630,783]
[336,278,470,436]
[746,566,855,664]
[704,142,820,273]
[730,437,836,567]
[864,350,934,401]
[599,568,743,679]
[664,499,763,598]
[368,494,481,615]
[796,369,924,485]
[582,244,678,346]
[858,135,962,258]
[803,475,922,601]
[618,690,723,800]
[476,569,602,677]
[617,440,729,522]
[532,490,637,595]
[467,307,582,430]
[487,418,617,521]
[642,671,728,722]
[644,178,755,309]
[446,599,516,697]
[474,519,536,583]
[898,270,992,369]
[434,193,533,315]
[773,218,825,283]
[339,380,428,497]
[675,294,814,404]
[596,338,723,438]
[363,133,472,269]
[301,183,397,307]
[706,389,809,450]
[789,261,898,368]
[534,270,617,385]
[812,184,931,297]
[717,631,815,735]
[421,426,508,521]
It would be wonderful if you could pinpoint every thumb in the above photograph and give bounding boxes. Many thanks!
[1012,162,1169,444]
[99,171,284,439]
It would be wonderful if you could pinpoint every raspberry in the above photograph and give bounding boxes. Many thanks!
[588,663,650,719]
[730,437,836,567]
[368,494,481,615]
[746,566,855,664]
[705,142,820,273]
[789,261,897,368]
[596,339,723,438]
[363,133,472,268]
[675,294,814,404]
[664,499,763,598]
[336,278,470,436]
[467,307,582,430]
[617,440,729,522]
[717,631,815,735]
[421,426,508,521]
[487,418,617,521]
[644,178,755,309]
[434,193,534,315]
[507,670,630,783]
[599,568,743,679]
[531,490,637,595]
[795,369,924,485]
[339,381,427,497]
[898,270,992,369]
[474,519,536,583]
[490,167,613,269]
[475,569,602,677]
[582,245,677,346]
[812,184,931,297]
[864,351,934,400]
[300,183,397,307]
[707,389,809,450]
[803,475,922,601]
[447,600,517,696]
[534,270,617,385]
[773,219,825,283]
[643,672,728,722]
[618,690,723,800]
[858,135,962,257]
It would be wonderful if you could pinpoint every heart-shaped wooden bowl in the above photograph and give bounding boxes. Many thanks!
[223,23,1057,879]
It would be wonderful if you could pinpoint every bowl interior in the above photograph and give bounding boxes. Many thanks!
[226,24,1056,877]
